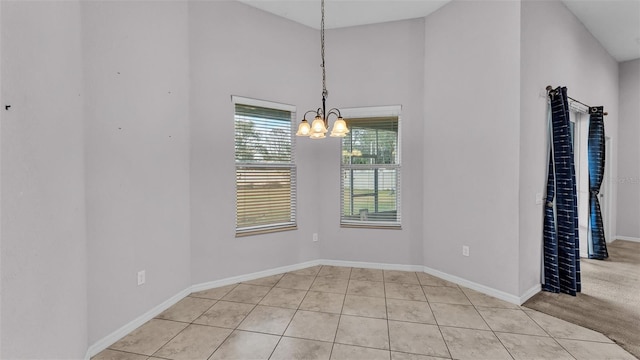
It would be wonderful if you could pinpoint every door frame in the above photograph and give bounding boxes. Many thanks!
[570,110,590,258]
[602,136,613,243]
[571,105,613,257]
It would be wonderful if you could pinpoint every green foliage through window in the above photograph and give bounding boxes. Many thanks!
[234,101,296,235]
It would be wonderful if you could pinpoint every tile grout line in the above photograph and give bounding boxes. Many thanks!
[220,301,259,358]
[126,288,234,359]
[100,348,158,359]
[419,272,453,360]
[175,285,238,359]
[520,307,579,360]
[383,271,392,358]
[267,265,321,360]
[160,297,223,359]
[462,287,516,360]
[328,265,350,360]
[207,282,260,359]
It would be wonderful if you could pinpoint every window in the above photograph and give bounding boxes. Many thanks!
[340,106,401,228]
[233,96,297,236]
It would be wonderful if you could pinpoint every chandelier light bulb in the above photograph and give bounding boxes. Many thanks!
[311,116,327,133]
[330,117,349,137]
[296,119,311,136]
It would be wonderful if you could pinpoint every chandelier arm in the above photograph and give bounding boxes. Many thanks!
[303,110,319,121]
[327,108,342,118]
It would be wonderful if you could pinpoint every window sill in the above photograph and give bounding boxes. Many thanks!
[340,223,402,230]
[236,225,297,237]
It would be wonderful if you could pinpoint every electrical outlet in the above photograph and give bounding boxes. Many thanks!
[313,233,318,242]
[535,192,543,205]
[462,246,470,257]
[137,270,146,286]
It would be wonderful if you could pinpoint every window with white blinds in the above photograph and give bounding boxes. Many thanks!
[233,96,297,236]
[340,106,401,228]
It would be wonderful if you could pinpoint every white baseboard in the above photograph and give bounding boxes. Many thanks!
[323,260,529,305]
[615,236,640,243]
[421,266,523,305]
[85,287,191,359]
[190,260,322,293]
[519,284,542,304]
[86,260,321,359]
[320,259,424,272]
[87,258,532,358]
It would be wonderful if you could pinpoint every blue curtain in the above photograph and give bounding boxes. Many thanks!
[543,86,581,296]
[587,106,609,259]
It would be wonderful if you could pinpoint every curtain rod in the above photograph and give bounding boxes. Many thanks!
[546,85,608,116]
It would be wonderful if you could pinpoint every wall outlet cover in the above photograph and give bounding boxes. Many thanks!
[137,270,146,286]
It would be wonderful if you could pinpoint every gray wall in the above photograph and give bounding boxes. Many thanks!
[423,0,522,295]
[617,59,640,239]
[188,1,321,285]
[83,1,192,343]
[1,3,3,355]
[1,1,88,358]
[316,19,425,266]
[519,0,619,294]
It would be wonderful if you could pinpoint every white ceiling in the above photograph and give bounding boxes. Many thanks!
[237,0,640,62]
[562,0,639,62]
[237,0,450,30]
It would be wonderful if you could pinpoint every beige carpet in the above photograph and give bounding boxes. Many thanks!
[524,240,640,358]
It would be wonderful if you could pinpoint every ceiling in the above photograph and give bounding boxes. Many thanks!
[237,0,640,62]
[562,0,639,62]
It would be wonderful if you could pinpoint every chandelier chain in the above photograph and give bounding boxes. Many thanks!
[295,0,348,138]
[321,0,327,99]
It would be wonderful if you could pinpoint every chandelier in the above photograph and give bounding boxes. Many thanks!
[296,0,349,139]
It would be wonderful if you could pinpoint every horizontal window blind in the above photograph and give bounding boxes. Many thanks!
[341,114,400,228]
[235,105,293,163]
[236,166,296,230]
[233,98,296,236]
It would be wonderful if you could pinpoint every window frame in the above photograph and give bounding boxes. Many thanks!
[232,96,297,236]
[339,105,402,229]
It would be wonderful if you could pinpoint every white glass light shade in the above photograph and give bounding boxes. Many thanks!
[296,119,311,136]
[309,116,327,139]
[310,116,328,138]
[309,132,326,139]
[311,116,328,133]
[330,117,349,137]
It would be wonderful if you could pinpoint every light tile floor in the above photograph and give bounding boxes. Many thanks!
[93,266,636,360]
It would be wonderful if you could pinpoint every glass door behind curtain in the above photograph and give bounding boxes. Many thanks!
[570,109,590,258]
